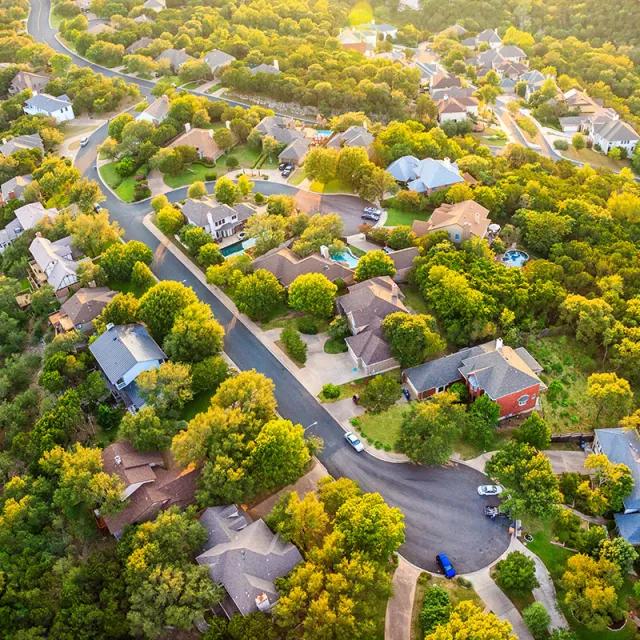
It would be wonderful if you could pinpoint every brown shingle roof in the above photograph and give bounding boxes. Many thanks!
[59,287,117,326]
[413,200,489,238]
[169,127,222,159]
[338,276,407,330]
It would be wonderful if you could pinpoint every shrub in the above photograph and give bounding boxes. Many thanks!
[553,139,569,150]
[297,316,318,334]
[225,155,239,169]
[281,327,307,364]
[322,383,340,399]
[254,192,265,204]
[522,603,550,640]
[133,183,151,201]
[157,206,184,236]
[419,586,451,634]
[494,551,539,595]
[448,381,468,402]
[97,404,121,430]
[205,172,217,181]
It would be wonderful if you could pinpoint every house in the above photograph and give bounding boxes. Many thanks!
[436,96,479,122]
[412,200,490,244]
[23,93,74,123]
[124,36,153,55]
[89,323,167,411]
[252,247,355,287]
[430,71,462,91]
[437,24,468,38]
[202,49,236,75]
[498,46,526,64]
[500,77,518,94]
[97,441,197,539]
[326,125,374,156]
[9,70,49,96]
[495,61,528,79]
[593,429,640,544]
[155,48,194,71]
[564,88,603,114]
[414,61,445,88]
[143,0,165,12]
[0,223,22,252]
[196,505,303,617]
[136,94,169,126]
[356,20,399,40]
[133,14,155,24]
[29,234,82,293]
[476,29,501,49]
[278,137,311,166]
[168,126,222,161]
[387,156,465,195]
[249,61,281,75]
[337,28,376,57]
[586,116,640,155]
[49,287,117,334]
[254,116,304,145]
[181,197,256,239]
[16,201,58,231]
[337,276,408,375]
[86,23,115,35]
[0,174,33,204]
[0,132,44,156]
[403,339,546,419]
[388,246,419,283]
[461,36,478,49]
[374,51,406,63]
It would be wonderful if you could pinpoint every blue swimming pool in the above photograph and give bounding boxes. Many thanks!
[316,129,333,138]
[331,248,360,269]
[221,237,256,257]
[502,249,529,268]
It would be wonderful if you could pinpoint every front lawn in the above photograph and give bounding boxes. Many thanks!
[181,388,216,421]
[384,207,430,227]
[259,310,329,333]
[182,81,203,90]
[163,162,217,189]
[231,145,263,169]
[324,336,348,353]
[109,280,149,299]
[309,178,354,194]
[354,402,406,449]
[288,167,307,186]
[471,127,508,147]
[99,162,148,203]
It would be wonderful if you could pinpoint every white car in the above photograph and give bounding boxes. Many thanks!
[80,137,89,147]
[344,431,364,452]
[477,485,503,496]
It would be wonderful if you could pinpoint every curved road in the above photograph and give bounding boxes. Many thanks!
[27,0,510,573]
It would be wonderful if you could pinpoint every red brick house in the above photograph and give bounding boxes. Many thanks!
[403,339,546,419]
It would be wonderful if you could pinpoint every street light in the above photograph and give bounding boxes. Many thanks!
[304,421,318,432]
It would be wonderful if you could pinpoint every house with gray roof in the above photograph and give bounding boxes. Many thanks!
[202,49,236,75]
[476,28,501,49]
[594,428,640,544]
[0,132,44,156]
[196,505,303,617]
[125,37,153,55]
[326,125,374,156]
[9,70,50,96]
[89,323,166,411]
[413,61,445,88]
[182,197,255,240]
[278,137,311,165]
[387,156,464,195]
[0,174,32,204]
[23,93,74,123]
[29,234,83,293]
[250,62,281,75]
[586,116,640,155]
[155,48,194,71]
[403,339,545,419]
[388,246,419,283]
[254,115,304,145]
[136,94,169,126]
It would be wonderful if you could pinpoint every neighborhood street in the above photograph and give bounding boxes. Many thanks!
[26,0,511,573]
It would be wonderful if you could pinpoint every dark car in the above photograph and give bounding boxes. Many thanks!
[282,167,293,178]
[436,553,456,578]
[278,162,287,170]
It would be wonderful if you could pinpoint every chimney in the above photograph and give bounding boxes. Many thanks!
[443,157,451,165]
[496,337,503,351]
[225,119,231,129]
[255,593,270,611]
[208,128,214,138]
[185,122,191,132]
[363,120,368,131]
[114,455,122,465]
[273,58,279,71]
[106,322,114,331]
[35,231,42,238]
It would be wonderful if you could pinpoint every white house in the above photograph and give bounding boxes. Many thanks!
[436,96,479,122]
[23,93,74,123]
[586,116,640,155]
[136,95,169,126]
[181,197,256,239]
[29,234,82,292]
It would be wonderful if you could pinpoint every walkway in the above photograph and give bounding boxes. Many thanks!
[385,557,422,640]
[461,449,589,475]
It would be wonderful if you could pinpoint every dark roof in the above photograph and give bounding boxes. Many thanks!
[615,513,640,545]
[326,125,374,151]
[254,116,303,145]
[0,133,44,155]
[278,137,311,162]
[25,93,72,112]
[60,287,117,326]
[388,247,419,271]
[250,63,280,75]
[595,428,640,511]
[346,327,392,366]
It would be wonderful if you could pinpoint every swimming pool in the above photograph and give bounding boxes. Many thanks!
[220,237,256,257]
[316,130,333,138]
[502,249,529,268]
[331,248,360,269]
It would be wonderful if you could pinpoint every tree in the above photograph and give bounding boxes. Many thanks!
[494,551,539,595]
[131,261,155,292]
[213,127,234,153]
[396,392,464,465]
[138,281,198,342]
[187,181,207,199]
[317,476,363,517]
[288,273,337,319]
[522,603,550,640]
[266,194,296,216]
[97,292,139,330]
[157,205,184,235]
[214,176,238,205]
[137,361,192,418]
[360,374,402,414]
[70,210,123,257]
[69,178,104,212]
[600,537,638,572]
[237,174,254,198]
[425,601,513,640]
[101,240,153,282]
[354,250,396,282]
[164,302,224,364]
[336,146,368,186]
[584,453,634,513]
[513,412,551,449]
[30,284,58,318]
[419,586,452,634]
[180,225,211,255]
[304,147,338,185]
[191,356,230,395]
[464,394,502,450]
[381,312,444,367]
[280,326,307,364]
[486,442,562,519]
[151,194,169,213]
[234,269,286,322]
[572,133,586,150]
[119,406,177,452]
[261,135,284,161]
[587,372,633,424]
[198,243,224,268]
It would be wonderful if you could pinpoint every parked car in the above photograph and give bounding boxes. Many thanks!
[278,162,287,170]
[364,206,380,214]
[282,166,293,178]
[80,137,89,147]
[361,212,380,221]
[93,203,103,213]
[436,553,456,578]
[344,431,364,452]
[382,246,393,254]
[477,485,503,496]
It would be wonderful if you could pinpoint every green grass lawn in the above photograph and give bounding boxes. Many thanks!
[515,116,539,143]
[384,207,430,227]
[230,145,264,169]
[309,178,354,194]
[50,12,62,28]
[182,81,203,90]
[99,162,147,203]
[288,167,306,186]
[206,83,223,94]
[324,336,348,353]
[399,284,431,315]
[62,124,97,141]
[109,280,149,299]
[19,278,31,292]
[472,127,508,147]
[261,311,329,334]
[561,146,636,174]
[355,402,407,449]
[163,162,217,189]
[181,389,216,421]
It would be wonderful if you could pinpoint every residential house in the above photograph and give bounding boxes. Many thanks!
[124,36,153,55]
[202,49,236,75]
[196,505,303,617]
[23,93,74,123]
[249,61,281,75]
[143,0,165,12]
[133,14,155,24]
[252,247,355,287]
[9,70,49,96]
[89,323,167,411]
[337,276,408,375]
[476,29,501,49]
[155,48,194,71]
[414,61,445,88]
[136,94,169,126]
[430,71,462,91]
[586,116,640,155]
[337,28,376,57]
[254,116,304,145]
[86,23,115,36]
[356,20,398,40]
[403,338,546,419]
[412,200,490,244]
[49,287,117,334]
[182,197,256,239]
[388,247,419,283]
[374,51,406,63]
[0,132,44,156]
[520,70,548,101]
[29,234,82,293]
[0,174,33,204]
[16,201,58,231]
[0,223,22,252]
[326,125,374,156]
[593,429,640,544]
[495,61,528,80]
[437,25,468,38]
[387,156,465,195]
[97,441,197,539]
[436,95,479,122]
[430,86,476,101]
[497,45,526,64]
[500,76,518,94]
[461,36,478,49]
[168,126,222,161]
[278,137,311,166]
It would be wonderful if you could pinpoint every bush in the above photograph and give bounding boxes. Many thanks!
[322,383,340,399]
[553,139,569,150]
[297,316,318,334]
[419,586,451,634]
[225,155,240,169]
[133,183,151,201]
[522,603,550,640]
[494,551,539,595]
[190,356,230,394]
[205,172,217,181]
[448,381,468,402]
[254,192,265,204]
[97,404,121,430]
[281,327,307,364]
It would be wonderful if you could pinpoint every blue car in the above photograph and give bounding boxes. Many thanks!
[436,553,456,578]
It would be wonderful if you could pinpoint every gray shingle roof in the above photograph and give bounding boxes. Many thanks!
[60,287,117,326]
[326,125,374,151]
[592,118,640,143]
[89,324,166,385]
[25,93,72,113]
[155,48,193,68]
[346,327,392,366]
[254,116,303,145]
[595,428,640,511]
[202,49,236,70]
[250,63,280,75]
[615,513,640,545]
[0,133,44,156]
[278,137,311,162]
[182,198,254,228]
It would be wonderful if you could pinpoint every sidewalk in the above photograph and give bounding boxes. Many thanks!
[460,449,589,476]
[385,556,422,640]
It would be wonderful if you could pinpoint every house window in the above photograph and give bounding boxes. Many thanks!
[518,394,530,406]
[435,385,446,394]
[455,233,460,240]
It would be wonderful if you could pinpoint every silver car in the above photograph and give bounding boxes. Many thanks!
[477,485,503,496]
[344,431,364,452]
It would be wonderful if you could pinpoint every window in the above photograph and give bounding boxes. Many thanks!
[455,233,460,240]
[518,394,530,406]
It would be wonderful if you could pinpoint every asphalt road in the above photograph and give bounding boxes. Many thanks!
[27,0,510,573]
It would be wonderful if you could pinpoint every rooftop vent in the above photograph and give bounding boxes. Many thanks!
[114,455,122,465]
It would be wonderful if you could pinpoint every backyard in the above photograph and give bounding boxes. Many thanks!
[384,206,430,227]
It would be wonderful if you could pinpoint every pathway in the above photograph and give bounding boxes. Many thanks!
[146,169,171,197]
[385,557,422,640]
[461,449,589,475]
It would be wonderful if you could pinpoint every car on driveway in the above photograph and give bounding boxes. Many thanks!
[278,162,287,170]
[436,553,456,578]
[478,485,503,496]
[344,431,364,452]
[282,165,293,178]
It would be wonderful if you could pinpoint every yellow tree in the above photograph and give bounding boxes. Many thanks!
[425,601,514,639]
[587,372,633,423]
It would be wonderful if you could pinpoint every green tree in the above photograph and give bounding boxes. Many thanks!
[572,133,586,150]
[360,374,402,414]
[494,551,540,595]
[157,205,184,236]
[317,476,363,517]
[70,210,123,257]
[266,194,296,216]
[198,243,224,268]
[119,406,177,452]
[234,269,286,322]
[600,537,638,572]
[288,273,337,319]
[151,194,169,213]
[213,127,234,153]
[191,356,230,395]
[584,454,634,513]
[587,372,633,424]
[214,176,238,205]
[336,146,368,186]
[137,361,193,418]
[261,135,283,161]
[96,292,139,331]
[138,281,198,342]
[187,181,207,199]
[381,312,444,367]
[131,261,155,292]
[30,284,58,318]
[180,225,211,255]
[522,603,550,640]
[419,586,452,635]
[281,326,307,364]
[354,250,396,282]
[513,412,551,449]
[464,394,501,449]
[304,147,339,185]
